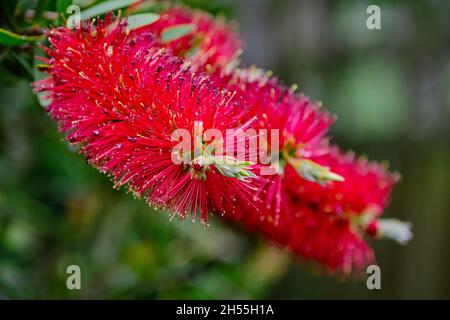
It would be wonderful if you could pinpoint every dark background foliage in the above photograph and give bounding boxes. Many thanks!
[0,0,449,299]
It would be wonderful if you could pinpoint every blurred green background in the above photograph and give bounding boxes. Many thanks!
[0,0,449,299]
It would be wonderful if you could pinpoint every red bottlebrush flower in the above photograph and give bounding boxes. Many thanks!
[216,67,337,217]
[212,69,410,274]
[138,6,242,72]
[34,17,258,224]
[31,5,411,276]
[142,7,411,273]
[203,67,378,274]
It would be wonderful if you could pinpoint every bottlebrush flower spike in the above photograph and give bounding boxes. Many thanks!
[206,67,406,273]
[30,5,411,276]
[136,5,243,73]
[34,16,258,224]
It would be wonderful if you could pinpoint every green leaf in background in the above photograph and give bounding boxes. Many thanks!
[161,24,196,43]
[57,0,73,17]
[0,28,44,47]
[34,0,50,21]
[80,0,141,20]
[126,13,160,31]
[10,52,34,81]
[1,0,19,28]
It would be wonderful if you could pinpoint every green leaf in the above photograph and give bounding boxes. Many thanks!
[0,28,44,47]
[80,0,141,20]
[161,24,196,43]
[11,52,34,81]
[126,13,159,31]
[0,0,18,28]
[35,0,49,21]
[57,0,73,16]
